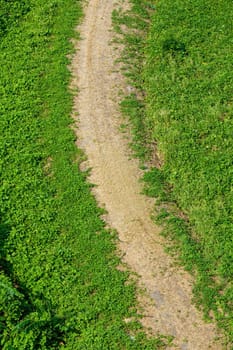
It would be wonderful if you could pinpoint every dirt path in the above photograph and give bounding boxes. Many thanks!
[71,0,222,348]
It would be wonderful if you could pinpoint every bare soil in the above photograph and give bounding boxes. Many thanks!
[71,0,223,348]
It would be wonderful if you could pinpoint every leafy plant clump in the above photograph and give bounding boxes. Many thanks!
[0,0,166,348]
[0,0,31,37]
[113,0,233,345]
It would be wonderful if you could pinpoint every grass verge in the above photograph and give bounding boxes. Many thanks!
[113,0,233,346]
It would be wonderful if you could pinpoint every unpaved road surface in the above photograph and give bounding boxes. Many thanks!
[71,0,222,348]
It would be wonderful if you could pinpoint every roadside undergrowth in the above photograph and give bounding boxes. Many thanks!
[113,0,233,346]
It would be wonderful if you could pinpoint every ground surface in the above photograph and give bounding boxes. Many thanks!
[71,0,222,348]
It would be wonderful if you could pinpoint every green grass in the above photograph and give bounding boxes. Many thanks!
[0,0,167,348]
[113,0,233,345]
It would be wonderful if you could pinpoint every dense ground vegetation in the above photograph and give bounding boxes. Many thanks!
[0,0,166,348]
[114,0,233,345]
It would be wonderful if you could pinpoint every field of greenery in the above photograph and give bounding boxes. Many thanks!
[0,0,167,348]
[114,0,233,345]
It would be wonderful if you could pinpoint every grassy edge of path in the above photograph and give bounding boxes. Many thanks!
[0,0,167,348]
[112,0,232,346]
